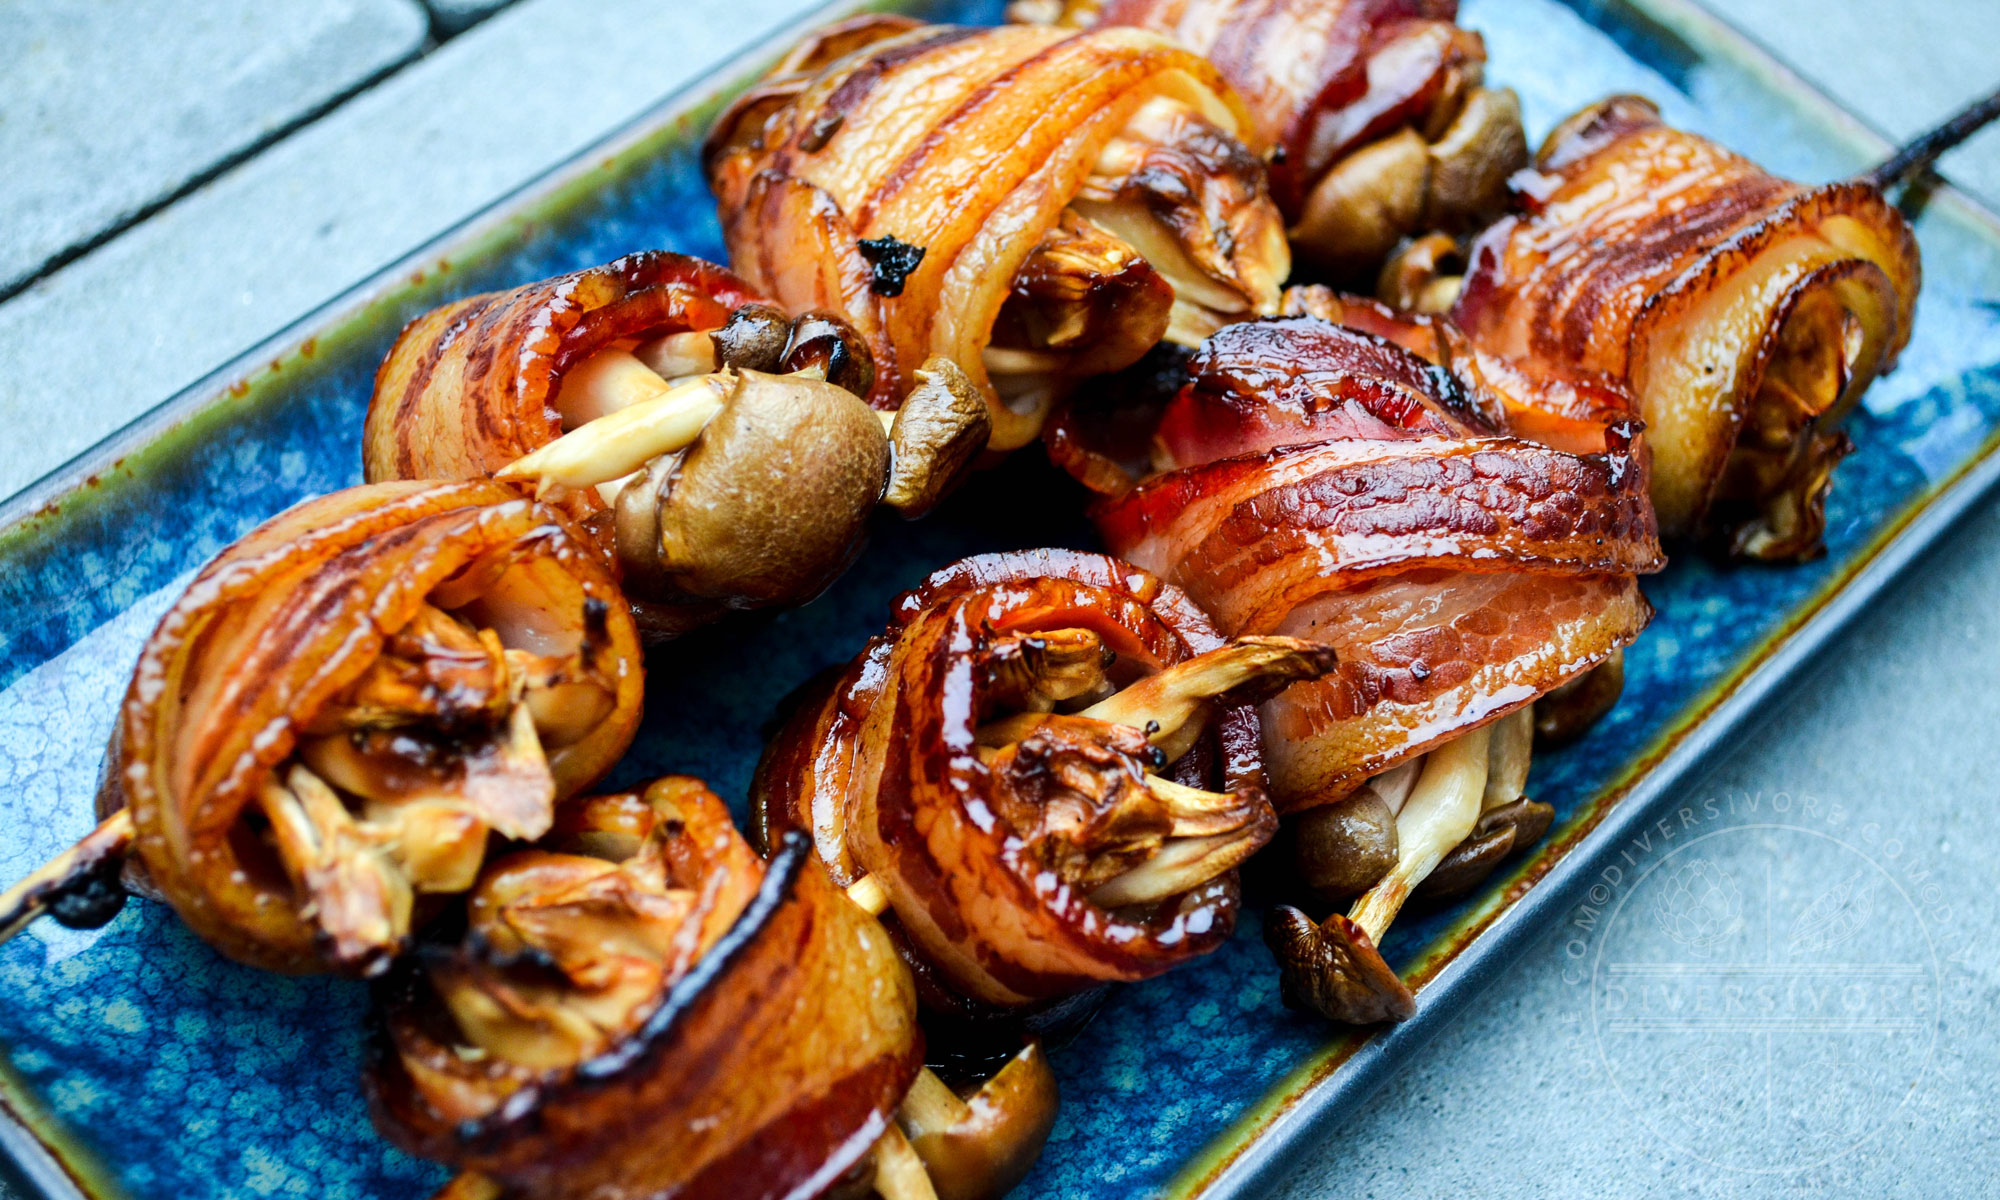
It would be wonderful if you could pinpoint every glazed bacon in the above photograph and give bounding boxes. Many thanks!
[369,777,921,1200]
[366,251,989,639]
[96,482,643,976]
[1066,316,1660,807]
[753,550,1335,1011]
[705,17,1289,451]
[1049,317,1661,1021]
[1012,0,1527,274]
[1450,96,1922,560]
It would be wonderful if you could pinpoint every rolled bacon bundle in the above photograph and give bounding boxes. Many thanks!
[1012,0,1527,275]
[705,17,1289,451]
[368,776,922,1200]
[366,250,989,638]
[1445,96,1922,560]
[753,549,1336,1013]
[1048,315,1662,1021]
[24,482,646,977]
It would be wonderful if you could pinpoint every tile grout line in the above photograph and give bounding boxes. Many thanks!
[0,2,522,308]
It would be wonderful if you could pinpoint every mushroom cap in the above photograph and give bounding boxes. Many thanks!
[905,1043,1061,1200]
[655,370,890,606]
[1292,790,1398,901]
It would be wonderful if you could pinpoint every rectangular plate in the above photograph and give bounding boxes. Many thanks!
[1,1,1996,1197]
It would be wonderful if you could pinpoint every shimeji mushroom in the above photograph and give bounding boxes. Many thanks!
[0,598,619,971]
[498,308,989,610]
[969,633,1335,908]
[1268,706,1551,1024]
[841,880,1060,1200]
[1291,85,1526,279]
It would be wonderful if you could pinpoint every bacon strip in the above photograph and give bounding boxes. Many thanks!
[1451,96,1920,559]
[1017,0,1525,271]
[1057,317,1662,810]
[754,550,1288,1010]
[106,481,644,974]
[706,18,1287,450]
[365,251,938,638]
[369,777,920,1200]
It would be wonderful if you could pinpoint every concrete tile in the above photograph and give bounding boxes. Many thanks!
[1712,0,2000,205]
[0,0,428,294]
[0,0,827,500]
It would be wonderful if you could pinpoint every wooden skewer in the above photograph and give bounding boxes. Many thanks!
[0,809,135,944]
[1863,82,2000,190]
[845,874,890,918]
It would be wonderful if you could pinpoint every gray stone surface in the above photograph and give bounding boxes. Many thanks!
[0,0,828,500]
[1718,0,2000,204]
[0,0,428,295]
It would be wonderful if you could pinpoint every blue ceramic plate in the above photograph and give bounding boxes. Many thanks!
[1,0,1996,1196]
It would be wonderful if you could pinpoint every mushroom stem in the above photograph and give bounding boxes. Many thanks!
[900,1065,972,1130]
[0,808,134,943]
[497,373,735,490]
[897,1044,1059,1200]
[1347,725,1491,943]
[430,1173,503,1200]
[1088,824,1264,908]
[631,331,718,380]
[846,873,890,918]
[873,1125,942,1200]
[981,627,1110,713]
[1075,635,1336,760]
[1144,774,1257,837]
[977,636,1334,761]
[1482,706,1534,810]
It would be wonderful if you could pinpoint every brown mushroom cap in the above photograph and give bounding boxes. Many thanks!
[1534,650,1626,746]
[1264,906,1416,1024]
[782,311,877,399]
[1423,87,1528,231]
[1413,796,1554,901]
[902,1043,1061,1200]
[1292,790,1399,901]
[654,370,890,606]
[884,357,992,518]
[710,303,794,374]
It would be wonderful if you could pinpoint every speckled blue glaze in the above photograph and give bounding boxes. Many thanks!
[0,0,1997,1197]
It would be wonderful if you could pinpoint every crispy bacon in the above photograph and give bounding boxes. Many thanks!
[1451,96,1921,559]
[705,18,1288,450]
[753,550,1333,1011]
[1053,317,1661,809]
[1015,0,1526,273]
[102,482,644,975]
[368,777,921,1200]
[364,251,931,638]
[366,252,760,494]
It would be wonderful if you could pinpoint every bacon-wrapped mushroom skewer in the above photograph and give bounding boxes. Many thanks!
[1047,315,1663,1022]
[756,549,1336,1018]
[1012,0,1527,277]
[366,250,990,639]
[1387,95,1933,560]
[0,482,645,976]
[369,776,924,1200]
[706,17,1289,451]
